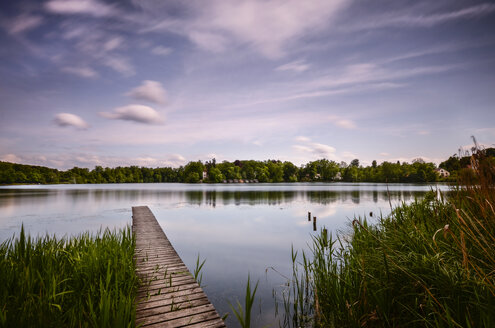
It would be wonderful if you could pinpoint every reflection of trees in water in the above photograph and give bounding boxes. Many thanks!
[184,190,431,206]
[0,188,443,209]
[0,189,60,208]
[216,191,293,206]
[62,189,436,206]
[304,190,423,205]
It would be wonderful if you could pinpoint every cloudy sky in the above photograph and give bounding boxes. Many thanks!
[1,0,494,169]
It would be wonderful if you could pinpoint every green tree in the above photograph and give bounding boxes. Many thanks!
[185,172,200,183]
[283,161,298,182]
[267,161,284,182]
[208,167,225,183]
[183,161,205,183]
[350,159,360,167]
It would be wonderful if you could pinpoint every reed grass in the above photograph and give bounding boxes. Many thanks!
[193,253,206,287]
[281,145,495,327]
[230,275,259,328]
[0,226,139,328]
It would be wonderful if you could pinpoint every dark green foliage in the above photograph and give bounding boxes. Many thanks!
[183,161,205,183]
[1,148,493,184]
[0,227,139,327]
[282,146,495,327]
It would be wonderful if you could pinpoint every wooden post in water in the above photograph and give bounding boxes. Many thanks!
[313,216,317,231]
[308,211,311,221]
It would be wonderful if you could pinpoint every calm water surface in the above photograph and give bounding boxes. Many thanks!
[0,183,449,327]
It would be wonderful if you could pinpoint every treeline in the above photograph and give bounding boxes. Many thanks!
[439,147,495,180]
[1,148,494,185]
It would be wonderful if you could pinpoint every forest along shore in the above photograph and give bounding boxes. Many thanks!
[3,148,493,185]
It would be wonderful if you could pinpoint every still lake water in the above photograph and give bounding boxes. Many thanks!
[0,183,449,327]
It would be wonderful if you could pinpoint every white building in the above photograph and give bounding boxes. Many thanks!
[435,168,450,178]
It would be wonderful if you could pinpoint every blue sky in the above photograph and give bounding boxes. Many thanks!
[1,0,494,169]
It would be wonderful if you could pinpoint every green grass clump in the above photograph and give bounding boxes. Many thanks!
[282,146,495,327]
[0,226,139,328]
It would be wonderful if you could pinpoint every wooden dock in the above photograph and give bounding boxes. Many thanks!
[132,206,226,327]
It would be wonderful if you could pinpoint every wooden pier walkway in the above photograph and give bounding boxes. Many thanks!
[132,206,226,328]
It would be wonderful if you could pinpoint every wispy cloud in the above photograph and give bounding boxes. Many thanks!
[151,46,172,56]
[328,116,356,129]
[0,152,188,169]
[352,3,495,30]
[102,36,124,52]
[166,154,187,166]
[100,104,164,124]
[45,0,116,17]
[145,0,348,58]
[103,56,135,76]
[475,128,495,137]
[0,153,23,163]
[225,60,451,109]
[6,14,44,35]
[62,66,99,78]
[55,21,135,76]
[294,136,311,143]
[187,31,228,53]
[303,63,456,91]
[341,151,358,160]
[126,80,167,105]
[53,113,89,130]
[276,60,310,73]
[293,137,337,160]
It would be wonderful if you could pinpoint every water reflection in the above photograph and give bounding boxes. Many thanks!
[0,188,433,209]
[0,183,449,328]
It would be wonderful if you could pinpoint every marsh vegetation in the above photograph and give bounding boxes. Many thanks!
[280,146,495,327]
[0,227,138,327]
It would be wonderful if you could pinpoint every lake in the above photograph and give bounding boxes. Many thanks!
[0,182,449,327]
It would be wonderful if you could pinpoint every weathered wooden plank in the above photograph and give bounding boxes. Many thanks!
[137,281,201,298]
[143,312,225,328]
[137,298,212,319]
[137,306,219,327]
[136,287,206,306]
[136,294,209,316]
[183,318,228,328]
[133,206,226,328]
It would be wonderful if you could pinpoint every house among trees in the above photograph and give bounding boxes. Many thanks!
[435,168,450,178]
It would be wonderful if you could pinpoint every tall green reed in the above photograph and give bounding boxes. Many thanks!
[0,226,139,328]
[230,275,259,328]
[280,144,495,327]
[193,253,206,287]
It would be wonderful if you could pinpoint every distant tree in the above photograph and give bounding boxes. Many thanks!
[4,148,479,185]
[185,172,200,183]
[183,161,205,183]
[267,161,284,182]
[439,156,461,172]
[208,167,225,183]
[459,156,471,168]
[283,161,298,182]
